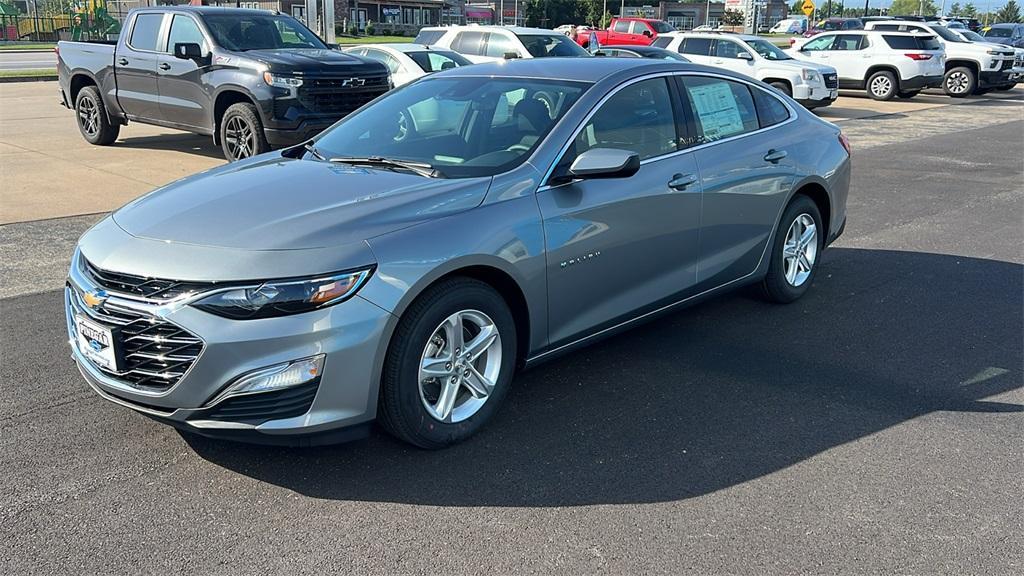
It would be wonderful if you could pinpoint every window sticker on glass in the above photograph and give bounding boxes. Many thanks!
[688,82,745,141]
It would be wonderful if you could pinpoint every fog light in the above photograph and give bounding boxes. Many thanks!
[209,355,324,405]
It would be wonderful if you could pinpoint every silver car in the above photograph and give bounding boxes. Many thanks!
[66,58,850,448]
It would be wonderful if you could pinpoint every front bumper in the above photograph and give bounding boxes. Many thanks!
[901,74,944,91]
[66,257,394,445]
[979,70,1013,87]
[793,84,838,108]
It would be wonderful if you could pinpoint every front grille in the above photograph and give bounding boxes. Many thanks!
[69,285,203,392]
[198,380,319,425]
[823,73,838,89]
[1001,58,1014,71]
[84,258,214,301]
[295,75,389,116]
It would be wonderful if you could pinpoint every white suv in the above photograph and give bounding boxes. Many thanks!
[414,25,590,63]
[863,20,1015,96]
[787,31,945,100]
[653,32,838,109]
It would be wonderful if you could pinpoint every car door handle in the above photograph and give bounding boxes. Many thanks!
[764,149,788,163]
[117,57,128,65]
[668,173,698,190]
[159,62,171,70]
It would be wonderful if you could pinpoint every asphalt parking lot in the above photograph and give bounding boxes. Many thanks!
[1,82,1022,574]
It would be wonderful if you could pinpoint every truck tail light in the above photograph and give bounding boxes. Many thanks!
[904,53,933,60]
[838,133,851,156]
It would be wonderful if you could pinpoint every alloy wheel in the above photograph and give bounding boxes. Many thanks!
[946,71,970,94]
[224,116,255,160]
[782,213,818,287]
[77,96,99,137]
[870,75,892,98]
[418,309,502,423]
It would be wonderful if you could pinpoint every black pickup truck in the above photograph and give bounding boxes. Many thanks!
[57,6,389,160]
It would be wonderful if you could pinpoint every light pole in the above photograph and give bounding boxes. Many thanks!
[706,0,711,26]
[863,0,870,17]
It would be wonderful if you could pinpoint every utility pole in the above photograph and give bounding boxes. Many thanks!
[706,0,712,26]
[863,0,870,17]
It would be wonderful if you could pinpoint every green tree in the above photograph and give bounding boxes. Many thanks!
[962,2,978,17]
[889,0,938,17]
[995,0,1022,22]
[722,9,745,26]
[949,2,962,15]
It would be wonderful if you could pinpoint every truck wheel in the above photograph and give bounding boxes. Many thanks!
[897,90,920,99]
[769,81,792,97]
[220,102,268,161]
[75,85,119,146]
[867,70,897,100]
[943,66,976,97]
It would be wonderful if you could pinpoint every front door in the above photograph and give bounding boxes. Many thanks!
[116,12,165,119]
[710,38,757,78]
[157,14,211,130]
[538,77,702,346]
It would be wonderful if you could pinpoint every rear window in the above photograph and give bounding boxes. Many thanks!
[516,34,589,57]
[651,36,672,48]
[752,88,790,128]
[882,35,940,50]
[680,37,712,56]
[984,27,1013,38]
[414,29,446,45]
[129,13,163,51]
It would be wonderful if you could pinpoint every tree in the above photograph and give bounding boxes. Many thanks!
[995,0,1022,22]
[949,2,962,15]
[722,9,745,26]
[889,0,938,17]
[962,2,978,17]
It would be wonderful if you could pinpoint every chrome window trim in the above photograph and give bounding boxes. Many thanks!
[536,69,798,191]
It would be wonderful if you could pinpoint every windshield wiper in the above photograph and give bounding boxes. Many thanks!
[328,156,442,178]
[303,142,326,161]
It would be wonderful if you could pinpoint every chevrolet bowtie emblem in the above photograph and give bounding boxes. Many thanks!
[82,289,108,309]
[341,77,366,87]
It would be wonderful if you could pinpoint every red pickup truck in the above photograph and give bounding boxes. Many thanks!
[575,17,676,48]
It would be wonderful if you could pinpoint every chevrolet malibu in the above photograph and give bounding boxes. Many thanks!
[66,58,850,449]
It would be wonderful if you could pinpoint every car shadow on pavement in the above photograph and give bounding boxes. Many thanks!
[116,134,225,160]
[183,247,1023,507]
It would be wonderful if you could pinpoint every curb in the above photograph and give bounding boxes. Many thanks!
[0,74,57,83]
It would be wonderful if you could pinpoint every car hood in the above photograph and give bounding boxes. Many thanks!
[112,155,491,251]
[243,48,387,75]
[767,58,836,75]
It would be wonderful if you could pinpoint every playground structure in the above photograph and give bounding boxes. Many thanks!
[1,0,122,42]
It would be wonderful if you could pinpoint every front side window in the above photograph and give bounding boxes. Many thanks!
[166,15,207,53]
[201,13,326,51]
[613,20,630,33]
[314,77,587,178]
[801,35,837,51]
[452,31,485,55]
[679,76,759,143]
[485,33,518,58]
[680,37,713,55]
[713,39,748,59]
[129,13,164,51]
[570,78,678,161]
[744,38,792,60]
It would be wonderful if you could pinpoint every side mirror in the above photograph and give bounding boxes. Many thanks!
[737,51,753,60]
[504,51,520,60]
[643,29,653,37]
[567,148,640,180]
[174,42,204,61]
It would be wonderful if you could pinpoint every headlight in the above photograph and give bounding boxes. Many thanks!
[263,71,303,88]
[801,69,821,83]
[193,268,373,320]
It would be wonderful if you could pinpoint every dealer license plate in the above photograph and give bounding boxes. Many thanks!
[75,315,119,371]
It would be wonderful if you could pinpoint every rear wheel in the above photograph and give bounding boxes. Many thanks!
[75,85,119,145]
[761,195,823,304]
[378,277,517,449]
[219,102,268,161]
[867,71,897,100]
[944,66,976,97]
[897,90,921,99]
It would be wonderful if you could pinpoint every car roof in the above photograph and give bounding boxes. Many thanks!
[662,31,759,41]
[438,25,564,36]
[432,56,702,82]
[356,43,456,53]
[134,5,274,14]
[987,23,1019,29]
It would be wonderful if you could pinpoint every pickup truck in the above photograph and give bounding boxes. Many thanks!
[574,17,675,49]
[57,6,390,161]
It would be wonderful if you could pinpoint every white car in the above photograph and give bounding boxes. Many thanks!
[652,32,838,108]
[953,28,1024,90]
[786,30,945,100]
[414,25,590,63]
[863,20,1016,96]
[342,44,473,87]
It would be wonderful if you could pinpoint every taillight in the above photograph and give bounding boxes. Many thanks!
[838,133,851,156]
[904,53,933,60]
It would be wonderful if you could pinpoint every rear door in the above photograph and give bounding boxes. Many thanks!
[156,13,211,130]
[115,11,165,119]
[677,36,714,65]
[827,33,872,84]
[607,19,632,43]
[675,74,797,288]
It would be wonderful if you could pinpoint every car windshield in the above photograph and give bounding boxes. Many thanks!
[407,50,472,72]
[927,25,967,42]
[650,21,675,33]
[313,77,589,178]
[960,30,986,42]
[818,20,842,31]
[202,13,326,51]
[744,38,791,60]
[516,34,591,57]
[984,27,1012,38]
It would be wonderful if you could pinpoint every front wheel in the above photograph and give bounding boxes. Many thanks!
[760,195,823,304]
[219,102,269,161]
[867,70,897,100]
[944,66,976,97]
[378,278,517,449]
[75,85,119,145]
[769,81,792,97]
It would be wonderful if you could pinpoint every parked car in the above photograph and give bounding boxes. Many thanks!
[594,44,690,61]
[342,44,472,87]
[864,20,1016,96]
[573,17,676,48]
[415,25,590,63]
[803,18,864,37]
[787,30,944,100]
[983,23,1024,48]
[654,32,838,108]
[953,28,1024,90]
[65,57,850,448]
[56,6,389,161]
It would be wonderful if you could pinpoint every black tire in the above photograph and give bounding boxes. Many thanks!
[897,90,920,99]
[769,81,792,97]
[219,102,269,161]
[74,85,119,145]
[378,277,517,449]
[866,70,897,101]
[760,195,824,304]
[943,66,976,97]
